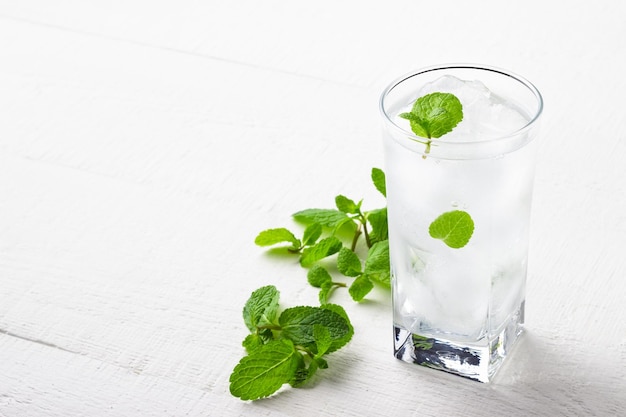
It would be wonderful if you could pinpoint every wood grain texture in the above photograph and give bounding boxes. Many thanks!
[1,1,625,416]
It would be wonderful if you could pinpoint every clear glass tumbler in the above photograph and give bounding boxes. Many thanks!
[379,65,543,382]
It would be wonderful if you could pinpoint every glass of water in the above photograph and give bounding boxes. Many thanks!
[379,65,543,382]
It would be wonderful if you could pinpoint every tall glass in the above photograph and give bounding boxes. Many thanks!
[379,65,543,382]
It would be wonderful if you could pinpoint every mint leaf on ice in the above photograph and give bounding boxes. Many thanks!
[399,92,463,139]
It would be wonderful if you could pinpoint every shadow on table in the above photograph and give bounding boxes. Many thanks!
[488,331,626,415]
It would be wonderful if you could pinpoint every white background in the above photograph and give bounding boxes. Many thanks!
[0,1,625,416]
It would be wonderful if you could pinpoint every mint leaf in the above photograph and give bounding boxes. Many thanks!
[371,168,386,197]
[318,281,333,305]
[307,265,333,288]
[254,228,300,249]
[335,195,360,214]
[242,329,273,353]
[243,285,280,332]
[412,334,434,350]
[289,354,326,388]
[293,209,350,228]
[300,236,343,267]
[428,210,474,249]
[242,333,263,353]
[289,352,308,388]
[229,339,300,400]
[400,92,463,139]
[348,275,374,302]
[302,223,322,246]
[337,247,362,277]
[363,240,390,286]
[320,304,353,351]
[279,306,352,354]
[367,207,388,244]
[313,324,332,357]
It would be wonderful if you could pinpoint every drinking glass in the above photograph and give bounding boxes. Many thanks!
[379,64,543,382]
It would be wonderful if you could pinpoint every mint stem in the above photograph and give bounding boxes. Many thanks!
[422,139,431,159]
[351,224,362,251]
[360,215,372,248]
[257,324,282,331]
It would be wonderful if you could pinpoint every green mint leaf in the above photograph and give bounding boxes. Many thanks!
[399,111,429,138]
[320,304,353,351]
[401,92,463,139]
[279,306,352,354]
[363,240,391,286]
[367,207,388,244]
[371,168,386,197]
[293,208,350,228]
[313,324,332,357]
[412,334,435,350]
[242,333,263,353]
[289,355,326,388]
[300,236,343,267]
[428,210,474,248]
[314,356,329,369]
[302,223,322,246]
[254,228,300,249]
[242,329,273,353]
[229,339,300,401]
[335,195,359,214]
[243,285,280,333]
[337,247,362,277]
[318,281,333,305]
[348,275,374,302]
[289,352,308,388]
[307,265,333,288]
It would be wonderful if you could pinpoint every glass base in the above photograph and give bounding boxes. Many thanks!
[393,304,524,383]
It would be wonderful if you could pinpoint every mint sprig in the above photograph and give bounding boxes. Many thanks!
[399,92,463,155]
[230,286,353,400]
[254,168,389,303]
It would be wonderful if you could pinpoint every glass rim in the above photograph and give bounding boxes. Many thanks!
[379,63,544,147]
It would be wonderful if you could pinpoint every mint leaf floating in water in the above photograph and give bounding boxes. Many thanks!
[428,210,474,249]
[399,92,463,155]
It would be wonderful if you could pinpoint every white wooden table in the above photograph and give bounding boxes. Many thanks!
[1,1,625,416]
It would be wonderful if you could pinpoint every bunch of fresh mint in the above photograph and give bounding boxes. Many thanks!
[254,168,390,303]
[229,285,353,400]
